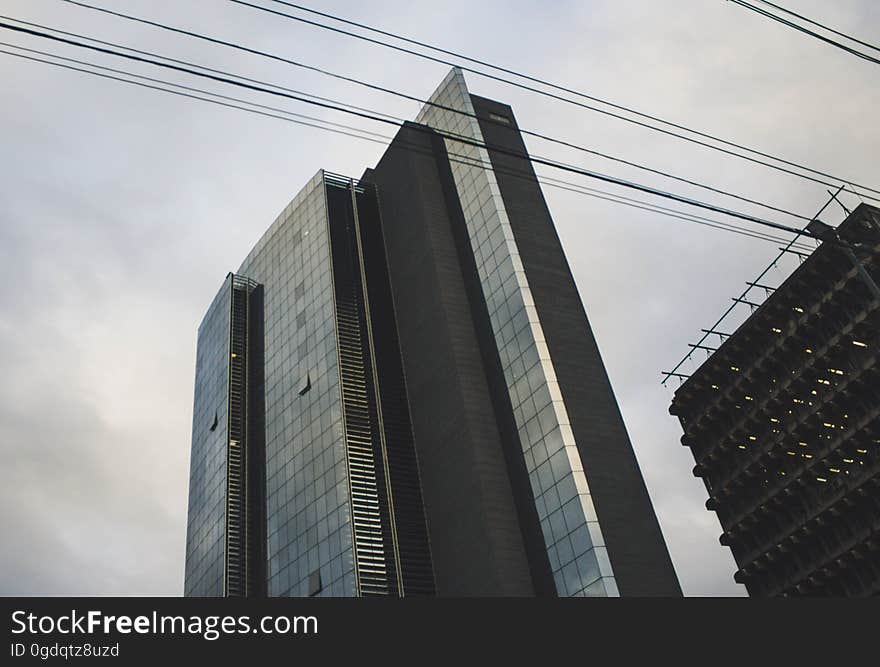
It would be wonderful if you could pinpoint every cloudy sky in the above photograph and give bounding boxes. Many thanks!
[1,0,877,596]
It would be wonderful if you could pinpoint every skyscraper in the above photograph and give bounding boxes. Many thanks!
[185,68,680,597]
[670,204,880,596]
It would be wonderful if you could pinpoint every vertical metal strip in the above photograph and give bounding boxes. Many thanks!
[322,172,363,597]
[348,178,405,596]
[222,274,232,597]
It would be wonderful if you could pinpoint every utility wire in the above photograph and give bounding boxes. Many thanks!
[0,41,392,141]
[751,0,880,54]
[33,6,825,219]
[57,0,880,201]
[0,42,815,253]
[0,21,830,244]
[0,47,391,144]
[217,0,880,199]
[1,14,406,123]
[534,177,816,249]
[730,0,880,66]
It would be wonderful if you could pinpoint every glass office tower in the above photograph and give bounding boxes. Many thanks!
[186,173,433,597]
[185,69,680,597]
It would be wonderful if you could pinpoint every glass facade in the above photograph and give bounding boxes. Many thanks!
[415,69,619,596]
[186,171,435,598]
[236,172,356,597]
[184,277,231,597]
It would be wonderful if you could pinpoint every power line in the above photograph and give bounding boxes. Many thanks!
[218,0,880,199]
[0,47,392,144]
[0,42,816,253]
[533,177,816,249]
[1,46,805,251]
[36,4,828,219]
[2,14,406,123]
[730,0,880,66]
[0,41,393,141]
[56,0,880,201]
[0,20,830,245]
[750,0,880,54]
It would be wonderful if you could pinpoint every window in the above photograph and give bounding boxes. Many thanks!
[298,373,311,396]
[209,411,218,432]
[488,112,511,125]
[308,569,323,596]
